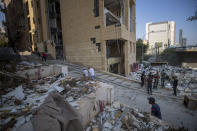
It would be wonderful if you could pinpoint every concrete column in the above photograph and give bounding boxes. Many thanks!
[118,63,121,75]
[125,0,129,30]
[132,2,136,35]
[124,41,129,75]
[101,41,107,71]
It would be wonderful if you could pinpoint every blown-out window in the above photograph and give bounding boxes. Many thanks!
[94,0,99,17]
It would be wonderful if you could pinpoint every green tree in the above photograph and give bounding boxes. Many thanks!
[136,38,148,62]
[160,48,180,66]
[0,36,8,47]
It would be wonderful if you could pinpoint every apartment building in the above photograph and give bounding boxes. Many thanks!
[3,0,63,58]
[33,0,63,59]
[2,0,31,51]
[61,0,136,75]
[3,0,136,75]
[146,21,176,55]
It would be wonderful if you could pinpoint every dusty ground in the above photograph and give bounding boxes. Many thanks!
[114,85,197,131]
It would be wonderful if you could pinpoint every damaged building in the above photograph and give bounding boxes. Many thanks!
[61,0,136,75]
[2,0,33,51]
[3,0,136,75]
[2,0,64,59]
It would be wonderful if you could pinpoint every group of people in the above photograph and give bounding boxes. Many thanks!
[37,52,47,62]
[141,69,178,96]
[83,67,95,81]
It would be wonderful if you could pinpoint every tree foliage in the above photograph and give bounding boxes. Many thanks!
[136,39,148,62]
[0,36,8,47]
[160,48,180,66]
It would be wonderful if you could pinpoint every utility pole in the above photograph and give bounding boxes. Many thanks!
[142,42,144,62]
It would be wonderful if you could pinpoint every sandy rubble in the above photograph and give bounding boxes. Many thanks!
[0,74,101,130]
[129,65,197,97]
[85,102,186,131]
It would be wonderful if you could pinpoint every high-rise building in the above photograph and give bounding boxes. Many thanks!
[182,38,187,47]
[3,0,136,75]
[146,21,176,54]
[179,29,183,46]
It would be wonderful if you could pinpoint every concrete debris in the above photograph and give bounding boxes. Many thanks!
[85,102,186,131]
[0,71,28,88]
[129,65,197,96]
[4,86,25,101]
[32,91,83,131]
[1,61,114,130]
[183,95,197,110]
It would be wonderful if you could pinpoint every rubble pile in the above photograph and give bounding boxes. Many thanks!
[129,65,197,96]
[59,78,99,101]
[0,48,20,73]
[86,102,186,131]
[16,61,42,71]
[0,71,101,130]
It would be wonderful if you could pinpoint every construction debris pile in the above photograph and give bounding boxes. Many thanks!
[86,102,185,131]
[0,59,193,131]
[0,58,110,131]
[129,65,197,96]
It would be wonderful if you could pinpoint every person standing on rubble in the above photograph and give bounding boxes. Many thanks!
[147,73,153,95]
[141,71,145,87]
[153,71,159,90]
[160,70,166,88]
[148,97,162,119]
[88,67,95,80]
[83,69,88,81]
[42,52,47,62]
[172,76,178,96]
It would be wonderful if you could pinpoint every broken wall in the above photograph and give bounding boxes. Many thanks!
[77,82,114,126]
[60,0,104,70]
[16,65,68,80]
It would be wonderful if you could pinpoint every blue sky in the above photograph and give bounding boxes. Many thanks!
[0,1,197,45]
[136,0,197,45]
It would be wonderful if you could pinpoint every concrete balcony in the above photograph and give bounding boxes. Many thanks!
[102,24,131,41]
[107,57,121,65]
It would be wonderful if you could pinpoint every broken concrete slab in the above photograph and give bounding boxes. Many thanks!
[16,64,68,80]
[32,91,83,131]
[183,95,197,110]
[75,82,114,127]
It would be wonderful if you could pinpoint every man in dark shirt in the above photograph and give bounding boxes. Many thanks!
[160,70,166,88]
[173,76,178,96]
[153,71,159,90]
[148,97,162,119]
[141,71,145,87]
[147,73,153,95]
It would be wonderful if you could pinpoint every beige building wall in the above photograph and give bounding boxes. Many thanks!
[60,0,136,75]
[25,0,36,51]
[60,0,103,70]
[39,0,50,41]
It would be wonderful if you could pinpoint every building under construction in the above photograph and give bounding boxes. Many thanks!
[2,0,136,75]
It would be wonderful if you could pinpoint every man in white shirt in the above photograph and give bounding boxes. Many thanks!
[83,69,88,80]
[88,67,95,80]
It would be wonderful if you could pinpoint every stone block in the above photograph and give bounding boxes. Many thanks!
[77,82,114,127]
[183,95,197,110]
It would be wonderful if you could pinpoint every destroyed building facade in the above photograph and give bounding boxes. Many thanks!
[3,0,136,75]
[61,0,136,75]
[2,0,34,51]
